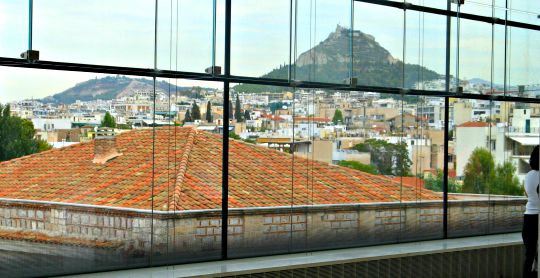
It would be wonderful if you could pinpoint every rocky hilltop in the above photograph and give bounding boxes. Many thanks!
[234,25,441,92]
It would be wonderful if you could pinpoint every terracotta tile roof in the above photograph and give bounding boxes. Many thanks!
[0,127,442,211]
[294,117,331,123]
[456,121,491,128]
[261,114,286,121]
[391,177,425,189]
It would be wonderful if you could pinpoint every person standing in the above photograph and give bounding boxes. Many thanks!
[523,145,539,278]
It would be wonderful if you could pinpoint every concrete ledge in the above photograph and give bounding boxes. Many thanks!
[63,233,522,278]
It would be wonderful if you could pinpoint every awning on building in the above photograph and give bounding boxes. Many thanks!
[508,136,540,146]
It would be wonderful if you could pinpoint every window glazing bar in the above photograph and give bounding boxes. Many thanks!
[2,57,540,103]
[355,0,540,31]
[28,0,33,50]
[221,0,232,260]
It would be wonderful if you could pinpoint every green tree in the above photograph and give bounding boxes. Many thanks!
[235,94,243,122]
[183,109,193,123]
[229,132,256,144]
[244,110,251,121]
[0,104,51,161]
[100,112,116,128]
[229,132,241,140]
[338,160,379,175]
[463,148,495,194]
[491,162,524,195]
[205,101,213,122]
[191,101,201,120]
[463,148,523,195]
[353,139,412,176]
[424,170,461,193]
[117,123,132,130]
[332,109,344,125]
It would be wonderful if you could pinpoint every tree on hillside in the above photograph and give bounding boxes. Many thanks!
[183,109,193,124]
[191,101,201,120]
[332,109,344,125]
[463,148,495,194]
[206,101,213,123]
[0,104,51,161]
[463,148,523,195]
[353,139,412,176]
[244,110,251,121]
[100,112,117,128]
[338,160,379,175]
[235,94,243,122]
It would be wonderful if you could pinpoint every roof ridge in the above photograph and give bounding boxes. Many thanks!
[169,127,198,210]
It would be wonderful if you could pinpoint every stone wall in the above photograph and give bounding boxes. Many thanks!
[0,198,526,256]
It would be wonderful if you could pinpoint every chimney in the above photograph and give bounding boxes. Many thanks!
[93,128,122,164]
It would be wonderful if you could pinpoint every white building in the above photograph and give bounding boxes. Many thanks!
[31,118,72,131]
[454,121,494,177]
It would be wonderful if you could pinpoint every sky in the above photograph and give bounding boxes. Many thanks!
[0,0,539,102]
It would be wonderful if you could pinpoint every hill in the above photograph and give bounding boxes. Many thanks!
[234,25,442,93]
[43,76,196,104]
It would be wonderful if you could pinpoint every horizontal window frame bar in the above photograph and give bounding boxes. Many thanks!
[1,57,539,104]
[355,0,540,31]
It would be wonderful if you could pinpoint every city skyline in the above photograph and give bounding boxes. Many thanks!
[1,1,540,103]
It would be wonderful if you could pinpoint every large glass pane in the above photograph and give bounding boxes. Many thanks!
[508,1,540,25]
[231,0,290,79]
[293,0,351,83]
[353,2,404,88]
[405,11,447,91]
[33,0,155,67]
[226,84,294,258]
[0,1,28,58]
[402,95,445,241]
[507,26,540,98]
[452,18,503,95]
[449,98,525,237]
[450,98,493,237]
[0,69,156,276]
[157,0,223,73]
[488,100,528,234]
[151,79,223,265]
